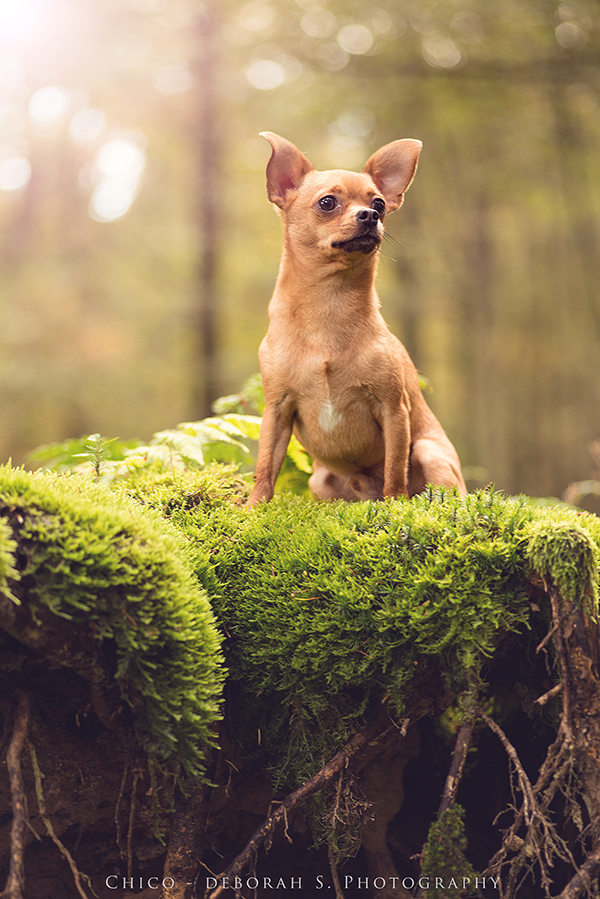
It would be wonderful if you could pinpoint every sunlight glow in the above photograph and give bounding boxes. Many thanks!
[0,0,50,45]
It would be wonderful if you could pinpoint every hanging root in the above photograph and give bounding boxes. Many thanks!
[557,843,600,899]
[1,692,30,899]
[480,713,577,898]
[28,742,96,899]
[328,840,345,899]
[415,715,476,899]
[127,768,141,880]
[437,717,475,819]
[115,762,129,862]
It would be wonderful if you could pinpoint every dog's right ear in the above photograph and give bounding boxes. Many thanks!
[260,132,314,208]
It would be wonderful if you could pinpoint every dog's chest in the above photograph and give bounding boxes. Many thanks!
[319,397,343,433]
[298,356,379,436]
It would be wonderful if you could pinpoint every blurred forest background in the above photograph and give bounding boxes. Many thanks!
[0,0,599,498]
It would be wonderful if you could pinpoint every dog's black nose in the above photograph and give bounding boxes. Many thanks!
[356,207,379,226]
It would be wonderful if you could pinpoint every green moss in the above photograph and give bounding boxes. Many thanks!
[120,481,536,781]
[0,516,18,600]
[3,460,600,814]
[523,512,599,614]
[114,477,597,789]
[421,805,480,897]
[115,464,251,513]
[0,465,225,779]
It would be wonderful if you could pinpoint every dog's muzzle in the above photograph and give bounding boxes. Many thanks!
[332,208,382,254]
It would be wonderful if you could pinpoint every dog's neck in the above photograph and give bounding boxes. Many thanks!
[270,242,381,324]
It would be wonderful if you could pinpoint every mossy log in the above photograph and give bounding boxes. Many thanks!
[0,465,599,898]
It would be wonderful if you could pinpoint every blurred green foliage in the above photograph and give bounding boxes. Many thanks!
[27,374,313,494]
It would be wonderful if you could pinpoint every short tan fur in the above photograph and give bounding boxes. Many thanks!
[247,132,466,507]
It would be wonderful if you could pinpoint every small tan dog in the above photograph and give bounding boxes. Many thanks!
[246,132,466,507]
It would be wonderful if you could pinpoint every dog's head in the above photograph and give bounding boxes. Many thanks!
[260,132,422,262]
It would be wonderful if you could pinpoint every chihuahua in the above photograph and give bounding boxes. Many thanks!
[246,132,466,507]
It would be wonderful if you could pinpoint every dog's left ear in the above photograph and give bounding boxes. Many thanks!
[363,139,422,212]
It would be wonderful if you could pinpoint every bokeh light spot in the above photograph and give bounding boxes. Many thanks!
[89,181,137,223]
[370,9,394,35]
[96,139,145,181]
[69,108,106,144]
[238,3,274,33]
[333,112,374,139]
[89,136,146,223]
[301,8,337,38]
[451,11,484,43]
[421,34,463,68]
[153,58,194,95]
[337,24,374,55]
[0,156,31,192]
[313,42,349,71]
[555,22,588,49]
[245,59,285,90]
[29,86,70,124]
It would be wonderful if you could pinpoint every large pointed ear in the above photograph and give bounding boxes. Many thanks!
[260,132,315,208]
[363,139,422,212]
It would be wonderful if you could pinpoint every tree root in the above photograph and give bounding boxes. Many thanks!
[480,577,600,899]
[557,843,600,899]
[115,762,129,864]
[0,693,96,899]
[478,711,577,898]
[162,779,213,899]
[437,717,475,819]
[127,767,141,880]
[414,715,476,899]
[327,840,345,899]
[1,692,30,899]
[204,720,398,899]
[28,742,96,899]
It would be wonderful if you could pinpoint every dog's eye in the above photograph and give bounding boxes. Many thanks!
[372,198,386,216]
[318,195,337,212]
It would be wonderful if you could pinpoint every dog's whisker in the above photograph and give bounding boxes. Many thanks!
[379,247,398,263]
[383,232,403,251]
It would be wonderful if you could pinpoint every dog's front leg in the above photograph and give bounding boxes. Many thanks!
[382,403,411,499]
[246,401,294,507]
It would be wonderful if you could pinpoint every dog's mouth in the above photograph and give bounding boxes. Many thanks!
[331,231,382,254]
